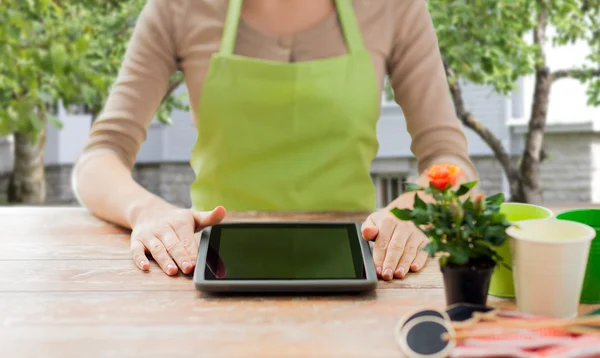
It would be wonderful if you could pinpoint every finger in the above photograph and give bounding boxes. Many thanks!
[361,216,378,241]
[171,219,199,270]
[394,231,422,278]
[410,240,429,272]
[192,206,226,232]
[372,216,396,278]
[382,228,411,281]
[130,238,150,271]
[158,228,193,274]
[144,236,178,276]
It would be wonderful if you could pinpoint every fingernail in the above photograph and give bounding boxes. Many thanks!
[384,268,393,279]
[396,267,405,277]
[413,263,420,271]
[376,266,382,276]
[182,261,190,270]
[140,260,147,268]
[167,264,176,273]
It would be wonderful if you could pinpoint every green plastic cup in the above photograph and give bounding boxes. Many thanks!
[489,203,553,298]
[556,209,600,304]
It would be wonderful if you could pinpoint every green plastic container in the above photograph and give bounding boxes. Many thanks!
[556,209,600,304]
[488,203,553,298]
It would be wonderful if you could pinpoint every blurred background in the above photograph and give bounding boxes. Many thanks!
[1,0,599,209]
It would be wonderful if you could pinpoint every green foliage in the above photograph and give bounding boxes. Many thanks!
[65,0,147,115]
[548,0,600,106]
[67,0,188,119]
[391,171,511,267]
[430,0,538,95]
[0,0,91,142]
[156,72,189,125]
[0,0,188,144]
[383,76,395,102]
[455,181,478,196]
[427,0,600,104]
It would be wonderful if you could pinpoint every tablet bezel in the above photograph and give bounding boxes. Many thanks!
[193,221,377,293]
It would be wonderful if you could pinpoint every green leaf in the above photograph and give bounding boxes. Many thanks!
[429,181,439,192]
[439,255,449,266]
[47,113,63,129]
[488,234,506,246]
[455,181,478,196]
[49,0,63,14]
[75,36,89,53]
[462,196,474,209]
[483,225,507,246]
[500,261,512,271]
[156,108,172,125]
[422,242,438,257]
[413,193,427,210]
[447,245,469,265]
[485,193,505,207]
[50,43,67,74]
[404,183,423,192]
[491,212,509,226]
[390,208,412,221]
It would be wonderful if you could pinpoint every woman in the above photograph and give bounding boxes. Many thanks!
[72,0,477,281]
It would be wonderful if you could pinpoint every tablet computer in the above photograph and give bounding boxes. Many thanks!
[193,222,377,293]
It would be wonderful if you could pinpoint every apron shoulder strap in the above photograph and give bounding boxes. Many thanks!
[219,0,366,57]
[220,0,243,57]
[334,0,365,54]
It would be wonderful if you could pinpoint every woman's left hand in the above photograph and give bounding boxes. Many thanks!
[361,210,430,281]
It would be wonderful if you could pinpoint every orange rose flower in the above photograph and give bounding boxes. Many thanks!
[426,164,462,190]
[474,193,486,211]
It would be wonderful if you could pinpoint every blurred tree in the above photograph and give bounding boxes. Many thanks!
[0,0,187,204]
[0,0,89,203]
[428,0,600,204]
[72,0,187,123]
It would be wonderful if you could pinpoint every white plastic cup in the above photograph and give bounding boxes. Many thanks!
[506,219,596,319]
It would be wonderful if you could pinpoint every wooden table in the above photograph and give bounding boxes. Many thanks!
[0,207,597,357]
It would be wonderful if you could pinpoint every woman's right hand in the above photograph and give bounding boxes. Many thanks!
[129,204,226,276]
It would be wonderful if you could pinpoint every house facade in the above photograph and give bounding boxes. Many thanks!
[0,77,598,207]
[1,29,598,207]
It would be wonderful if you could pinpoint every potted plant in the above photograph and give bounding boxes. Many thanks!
[391,163,511,306]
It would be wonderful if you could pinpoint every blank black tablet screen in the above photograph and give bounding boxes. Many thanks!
[204,224,365,280]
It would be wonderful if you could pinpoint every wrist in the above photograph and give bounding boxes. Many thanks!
[126,194,175,228]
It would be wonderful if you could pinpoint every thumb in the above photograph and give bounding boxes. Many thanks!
[361,217,378,241]
[192,206,226,232]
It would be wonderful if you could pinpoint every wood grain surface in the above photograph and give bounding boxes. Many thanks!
[0,206,598,358]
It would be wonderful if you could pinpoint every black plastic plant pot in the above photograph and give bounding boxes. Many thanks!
[440,259,496,307]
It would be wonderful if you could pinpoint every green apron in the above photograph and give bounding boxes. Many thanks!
[190,0,380,212]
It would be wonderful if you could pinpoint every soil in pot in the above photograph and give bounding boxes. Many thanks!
[440,258,496,307]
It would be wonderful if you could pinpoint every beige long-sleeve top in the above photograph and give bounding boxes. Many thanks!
[78,0,476,180]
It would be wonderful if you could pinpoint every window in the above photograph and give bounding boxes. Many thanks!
[372,174,407,208]
[64,104,90,115]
